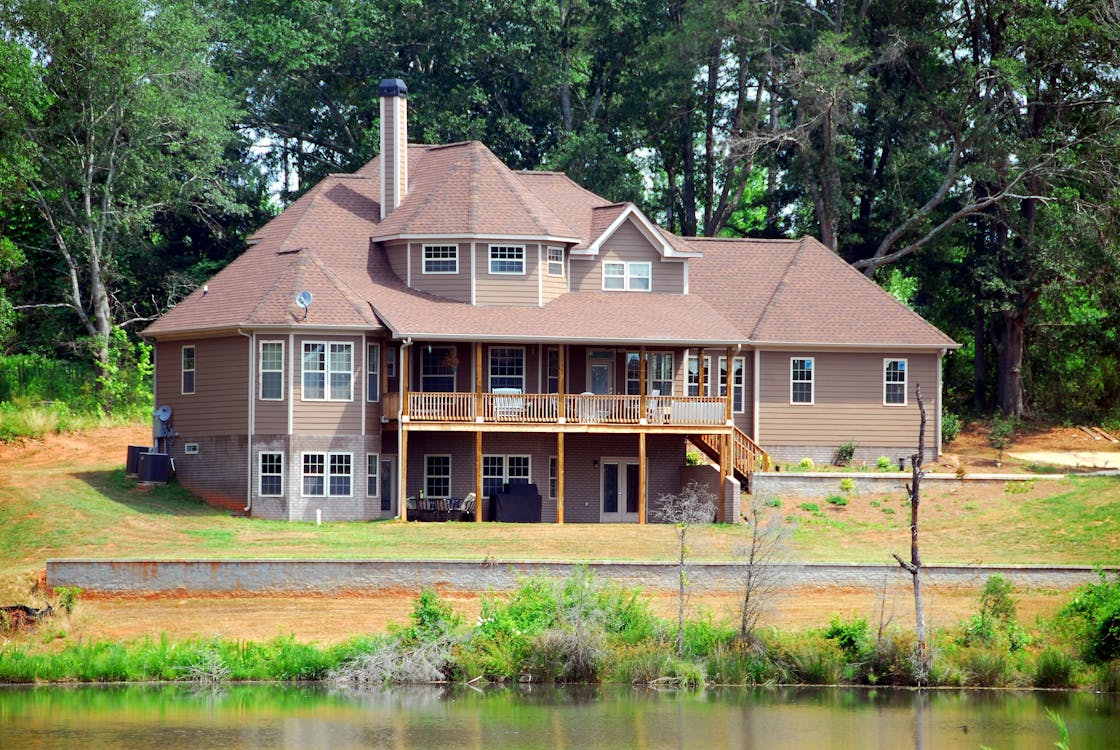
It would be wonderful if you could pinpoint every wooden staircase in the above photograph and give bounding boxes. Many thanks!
[691,427,771,486]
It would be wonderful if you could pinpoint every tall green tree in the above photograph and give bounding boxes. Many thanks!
[1,0,241,372]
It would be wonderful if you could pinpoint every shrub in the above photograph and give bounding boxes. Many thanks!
[55,586,82,615]
[1097,660,1120,692]
[764,497,782,508]
[782,639,847,685]
[685,451,703,466]
[705,641,779,685]
[1033,648,1075,689]
[941,409,962,443]
[838,477,855,493]
[798,502,820,513]
[1059,571,1120,663]
[876,456,892,471]
[825,495,848,507]
[865,628,918,686]
[797,457,815,470]
[823,616,870,661]
[960,647,1013,687]
[835,441,857,467]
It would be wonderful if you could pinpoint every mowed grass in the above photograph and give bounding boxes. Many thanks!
[1,427,1118,601]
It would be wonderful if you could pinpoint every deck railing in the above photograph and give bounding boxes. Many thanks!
[403,392,729,427]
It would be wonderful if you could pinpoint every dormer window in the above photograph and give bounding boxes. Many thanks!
[489,245,525,274]
[603,261,651,291]
[423,245,458,274]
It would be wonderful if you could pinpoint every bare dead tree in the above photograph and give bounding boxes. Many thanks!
[737,496,791,644]
[654,481,717,658]
[892,384,931,683]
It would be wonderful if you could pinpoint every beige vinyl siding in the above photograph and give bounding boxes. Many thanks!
[757,350,938,446]
[541,245,568,303]
[292,334,362,433]
[571,220,684,294]
[385,241,409,284]
[155,337,248,436]
[408,241,470,302]
[476,241,539,306]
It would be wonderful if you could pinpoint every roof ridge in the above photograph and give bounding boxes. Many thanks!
[257,177,337,249]
[748,236,807,339]
[305,250,380,325]
[244,252,308,323]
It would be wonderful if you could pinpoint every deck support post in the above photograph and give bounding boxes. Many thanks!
[698,348,706,395]
[556,432,565,524]
[638,431,647,524]
[557,345,566,421]
[718,432,730,522]
[475,430,484,522]
[475,342,484,420]
[639,346,647,421]
[725,346,734,424]
[399,427,409,522]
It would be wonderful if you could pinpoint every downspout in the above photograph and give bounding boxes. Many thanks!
[238,328,254,513]
[398,338,413,520]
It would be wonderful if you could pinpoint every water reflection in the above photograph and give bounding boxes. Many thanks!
[1,683,1117,749]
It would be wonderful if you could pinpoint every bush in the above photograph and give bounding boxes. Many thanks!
[798,503,820,513]
[782,639,847,685]
[823,617,870,661]
[876,456,892,471]
[763,497,782,508]
[1059,571,1120,663]
[838,478,855,493]
[1033,648,1075,689]
[865,628,918,686]
[960,647,1014,687]
[835,441,857,466]
[942,409,962,443]
[797,457,815,470]
[825,495,848,507]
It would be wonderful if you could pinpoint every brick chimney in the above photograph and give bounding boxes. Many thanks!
[378,78,408,219]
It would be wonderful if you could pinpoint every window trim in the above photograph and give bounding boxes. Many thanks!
[719,355,746,414]
[300,451,352,498]
[301,341,354,401]
[483,454,532,499]
[259,451,283,497]
[181,345,195,395]
[790,357,815,405]
[625,351,673,395]
[687,355,713,397]
[424,454,452,499]
[386,347,397,378]
[884,358,908,406]
[488,244,526,275]
[420,345,456,392]
[422,244,459,275]
[366,343,380,403]
[259,340,284,401]
[548,456,557,500]
[602,261,652,292]
[488,346,526,392]
[366,453,380,497]
[546,246,564,277]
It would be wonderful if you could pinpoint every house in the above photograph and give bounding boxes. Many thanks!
[142,79,958,524]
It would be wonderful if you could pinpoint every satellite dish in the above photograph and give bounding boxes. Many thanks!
[295,290,313,309]
[155,405,173,422]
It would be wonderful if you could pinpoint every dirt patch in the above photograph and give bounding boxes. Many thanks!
[941,420,1120,473]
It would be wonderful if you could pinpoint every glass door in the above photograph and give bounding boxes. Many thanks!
[600,458,640,523]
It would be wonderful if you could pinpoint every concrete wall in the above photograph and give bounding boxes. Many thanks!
[751,471,1036,500]
[47,558,1109,595]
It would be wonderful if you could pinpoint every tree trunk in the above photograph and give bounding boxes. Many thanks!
[996,309,1026,417]
[894,386,930,683]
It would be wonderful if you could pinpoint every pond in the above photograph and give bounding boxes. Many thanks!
[0,683,1116,749]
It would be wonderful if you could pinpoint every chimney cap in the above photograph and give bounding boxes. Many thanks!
[378,78,408,98]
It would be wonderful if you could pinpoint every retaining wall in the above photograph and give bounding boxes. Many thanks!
[46,559,1108,595]
[751,471,1039,500]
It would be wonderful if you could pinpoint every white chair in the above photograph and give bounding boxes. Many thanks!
[493,387,524,420]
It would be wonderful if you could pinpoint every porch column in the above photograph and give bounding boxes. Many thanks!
[698,348,706,395]
[475,342,484,421]
[725,346,734,424]
[556,432,565,524]
[475,430,484,522]
[381,343,389,400]
[639,346,647,421]
[399,427,409,522]
[401,344,411,419]
[718,433,730,522]
[638,431,647,524]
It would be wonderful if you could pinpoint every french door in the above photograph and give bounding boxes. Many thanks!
[600,458,640,523]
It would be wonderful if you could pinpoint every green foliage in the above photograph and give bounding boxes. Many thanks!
[54,587,81,614]
[398,589,460,646]
[941,410,962,444]
[94,328,154,417]
[875,456,892,472]
[988,416,1017,460]
[798,503,820,513]
[684,451,703,467]
[825,495,848,507]
[835,441,857,467]
[838,478,855,493]
[959,647,1013,687]
[797,457,815,471]
[1058,571,1120,663]
[823,616,870,661]
[763,497,782,508]
[1033,648,1075,689]
[959,575,1030,652]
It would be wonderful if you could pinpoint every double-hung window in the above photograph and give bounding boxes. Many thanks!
[546,348,559,393]
[489,245,525,274]
[688,355,712,396]
[884,358,907,405]
[603,261,651,291]
[546,246,564,277]
[483,454,531,498]
[625,352,672,395]
[489,347,525,391]
[791,357,814,404]
[423,245,458,274]
[259,452,283,496]
[301,452,351,496]
[424,455,451,498]
[367,343,380,402]
[420,346,455,392]
[259,341,283,400]
[181,346,196,395]
[719,356,746,413]
[302,342,353,400]
[366,454,379,497]
[548,456,558,499]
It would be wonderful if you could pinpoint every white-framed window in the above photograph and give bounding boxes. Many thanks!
[259,452,283,496]
[423,244,458,274]
[719,356,746,413]
[302,452,352,497]
[791,357,814,404]
[366,453,379,497]
[483,454,531,498]
[602,261,651,291]
[302,342,353,401]
[259,341,284,400]
[181,346,195,395]
[884,358,907,406]
[546,246,564,277]
[424,454,452,499]
[386,347,397,378]
[489,244,525,274]
[421,345,455,392]
[625,351,672,395]
[687,355,713,396]
[548,456,557,499]
[489,346,525,391]
[367,343,380,402]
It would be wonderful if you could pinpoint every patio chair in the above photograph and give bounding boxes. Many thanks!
[493,387,524,420]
